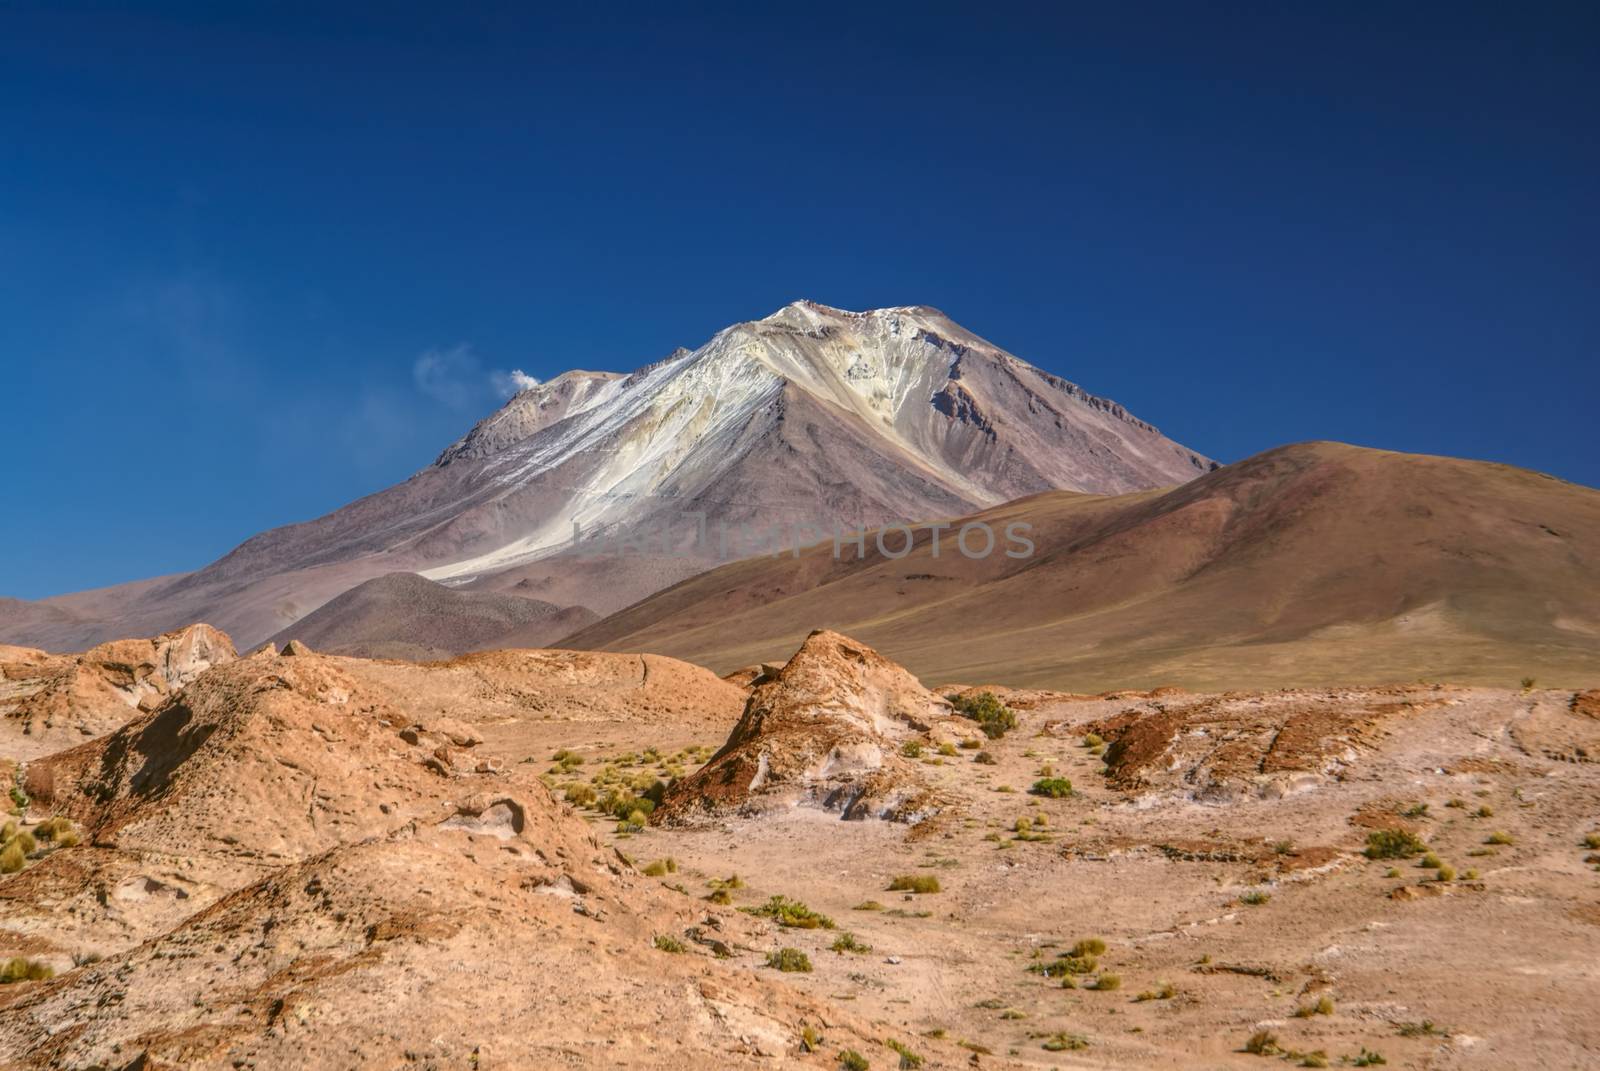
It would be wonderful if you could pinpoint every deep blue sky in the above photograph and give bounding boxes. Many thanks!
[3,3,1597,599]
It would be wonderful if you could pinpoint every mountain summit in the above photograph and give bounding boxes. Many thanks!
[3,302,1212,649]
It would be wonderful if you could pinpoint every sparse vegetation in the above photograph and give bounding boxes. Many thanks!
[1071,937,1107,957]
[1473,805,1494,818]
[0,957,52,984]
[1419,852,1443,869]
[1088,973,1121,991]
[1485,831,1514,845]
[831,932,873,954]
[653,934,686,954]
[1244,1030,1282,1056]
[1364,829,1428,859]
[1583,832,1600,850]
[1294,995,1335,1018]
[1351,1048,1387,1066]
[1240,890,1271,905]
[766,947,813,972]
[1041,1033,1089,1051]
[1135,981,1177,1001]
[1521,676,1537,692]
[853,900,885,911]
[1029,777,1073,799]
[1397,1020,1447,1038]
[973,750,997,765]
[641,857,677,877]
[1435,864,1456,882]
[887,875,940,894]
[838,1050,869,1071]
[900,740,923,759]
[32,816,72,841]
[744,895,835,929]
[948,692,1017,739]
[1401,802,1429,818]
[884,1038,923,1068]
[0,840,23,874]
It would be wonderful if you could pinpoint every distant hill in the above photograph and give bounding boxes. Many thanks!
[267,573,597,659]
[564,442,1600,692]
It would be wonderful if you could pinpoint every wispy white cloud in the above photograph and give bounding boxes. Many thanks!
[412,344,484,410]
[491,368,541,397]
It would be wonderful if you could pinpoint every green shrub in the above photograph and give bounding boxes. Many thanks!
[1294,995,1334,1017]
[853,900,885,911]
[1418,852,1443,869]
[973,750,997,765]
[949,692,1017,739]
[0,957,51,984]
[1485,831,1514,845]
[1029,778,1073,799]
[838,1050,869,1071]
[1240,890,1271,905]
[1473,805,1494,818]
[1042,1033,1089,1051]
[1244,1030,1281,1056]
[653,934,686,954]
[887,875,940,894]
[1029,955,1095,978]
[744,895,835,929]
[706,888,732,905]
[1435,865,1456,882]
[1364,829,1427,859]
[0,840,24,874]
[1082,734,1104,748]
[1397,1021,1447,1038]
[900,741,923,759]
[33,816,72,842]
[1582,832,1600,850]
[1135,981,1177,1001]
[831,932,872,954]
[1071,937,1107,957]
[1352,1048,1387,1066]
[767,947,813,973]
[884,1038,923,1068]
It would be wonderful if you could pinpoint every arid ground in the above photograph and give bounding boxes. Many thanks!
[2,629,1597,1069]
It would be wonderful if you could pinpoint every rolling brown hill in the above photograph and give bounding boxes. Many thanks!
[263,571,598,660]
[565,441,1600,692]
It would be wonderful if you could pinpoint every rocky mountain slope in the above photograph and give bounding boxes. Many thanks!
[566,441,1600,691]
[2,301,1213,651]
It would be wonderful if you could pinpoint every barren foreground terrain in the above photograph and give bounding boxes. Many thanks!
[2,631,1597,1069]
